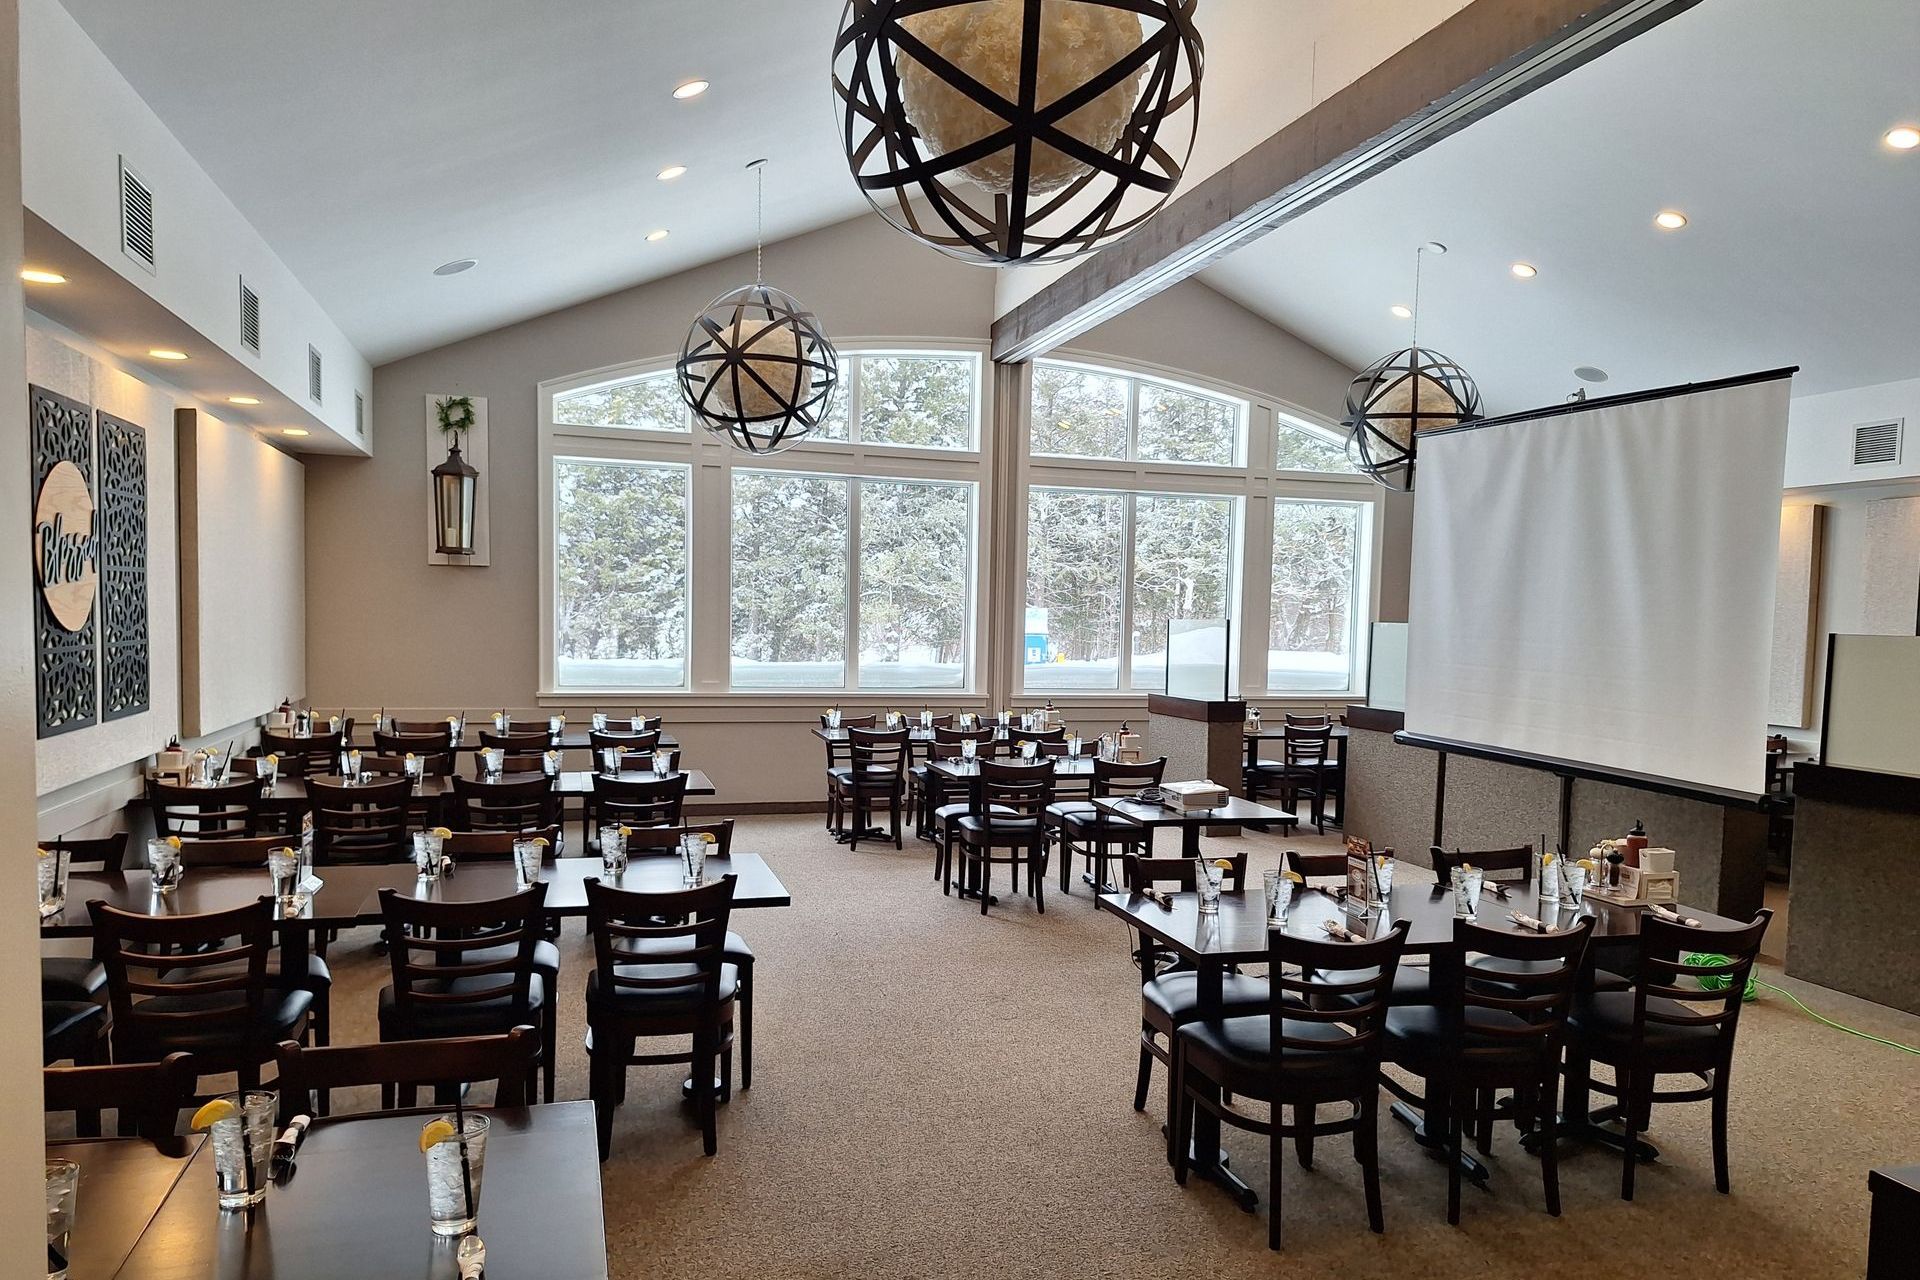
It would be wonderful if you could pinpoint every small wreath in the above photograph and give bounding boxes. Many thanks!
[436,395,476,434]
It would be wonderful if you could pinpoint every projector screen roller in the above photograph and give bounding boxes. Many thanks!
[1405,373,1792,796]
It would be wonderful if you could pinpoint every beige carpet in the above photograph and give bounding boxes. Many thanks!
[305,816,1914,1278]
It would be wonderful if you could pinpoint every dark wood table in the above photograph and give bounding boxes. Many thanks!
[46,1136,201,1280]
[922,756,1098,898]
[553,768,714,797]
[374,853,793,913]
[1097,881,1747,1207]
[343,729,678,753]
[113,1104,608,1279]
[1090,794,1297,858]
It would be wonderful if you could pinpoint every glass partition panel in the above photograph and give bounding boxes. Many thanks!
[1166,618,1231,700]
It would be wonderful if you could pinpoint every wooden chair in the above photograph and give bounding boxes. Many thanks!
[1384,917,1594,1223]
[42,834,130,1003]
[588,729,660,755]
[173,835,283,868]
[916,728,995,840]
[451,775,561,833]
[48,832,128,872]
[149,778,261,841]
[375,727,456,756]
[260,728,343,779]
[364,748,455,777]
[88,898,312,1091]
[1565,908,1772,1201]
[1429,844,1534,887]
[584,875,738,1160]
[1122,851,1249,894]
[274,1028,539,1121]
[43,1000,107,1065]
[1052,756,1167,894]
[1171,922,1410,1249]
[1285,849,1350,885]
[953,760,1055,915]
[1246,725,1330,834]
[820,715,878,834]
[441,825,563,860]
[391,718,461,736]
[308,776,412,864]
[480,729,555,774]
[834,727,911,850]
[598,714,663,734]
[589,773,688,850]
[377,886,549,1103]
[45,1054,196,1149]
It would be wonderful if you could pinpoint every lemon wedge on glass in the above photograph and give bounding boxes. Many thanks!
[1281,870,1304,884]
[430,827,453,840]
[165,836,182,849]
[1211,858,1235,870]
[531,836,550,848]
[617,825,632,837]
[418,1118,458,1153]
[701,833,717,845]
[191,1098,239,1131]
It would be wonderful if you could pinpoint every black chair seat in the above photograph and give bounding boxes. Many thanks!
[43,1001,106,1062]
[468,939,562,984]
[1142,970,1270,1022]
[955,815,1041,838]
[42,956,108,1002]
[159,952,333,992]
[1061,809,1148,837]
[1044,800,1096,823]
[1321,964,1433,1008]
[1570,990,1721,1061]
[617,932,752,966]
[133,989,314,1052]
[1383,1003,1542,1069]
[585,964,737,1017]
[378,975,545,1038]
[1175,1013,1355,1079]
[933,802,1013,822]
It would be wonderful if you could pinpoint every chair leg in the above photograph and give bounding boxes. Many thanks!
[1032,846,1046,915]
[720,1041,734,1104]
[891,792,902,850]
[1359,1092,1385,1234]
[979,856,990,915]
[696,1034,719,1157]
[1447,1088,1464,1225]
[589,1042,615,1162]
[541,1002,558,1104]
[1270,1098,1285,1251]
[1711,1071,1731,1193]
[1476,1087,1494,1155]
[1539,1083,1562,1216]
[1295,1103,1315,1168]
[1134,1029,1155,1112]
[739,965,754,1091]
[1168,1042,1189,1179]
[1618,1068,1639,1202]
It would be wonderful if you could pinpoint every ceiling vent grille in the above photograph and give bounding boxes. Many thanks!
[354,391,366,437]
[307,345,323,405]
[239,279,261,354]
[118,158,155,272]
[1853,419,1902,468]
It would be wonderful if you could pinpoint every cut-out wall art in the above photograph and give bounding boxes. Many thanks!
[98,410,150,720]
[31,384,98,737]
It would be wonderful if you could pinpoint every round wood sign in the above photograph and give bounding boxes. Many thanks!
[34,458,95,632]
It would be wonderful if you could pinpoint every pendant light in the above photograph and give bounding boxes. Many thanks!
[676,161,840,455]
[1343,242,1483,490]
[832,0,1204,265]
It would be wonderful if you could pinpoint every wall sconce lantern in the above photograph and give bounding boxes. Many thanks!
[432,395,479,556]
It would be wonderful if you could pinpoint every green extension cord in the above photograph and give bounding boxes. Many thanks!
[1684,953,1920,1056]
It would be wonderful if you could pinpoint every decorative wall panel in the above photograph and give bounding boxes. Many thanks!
[1862,496,1920,636]
[98,411,150,720]
[30,384,97,737]
[1767,502,1823,727]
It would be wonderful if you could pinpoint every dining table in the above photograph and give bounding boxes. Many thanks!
[1096,878,1748,1209]
[1090,793,1298,858]
[61,1103,608,1279]
[343,728,679,753]
[921,755,1099,898]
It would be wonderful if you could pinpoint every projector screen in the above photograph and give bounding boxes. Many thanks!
[1405,373,1792,796]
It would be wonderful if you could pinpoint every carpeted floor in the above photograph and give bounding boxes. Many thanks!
[307,815,1915,1278]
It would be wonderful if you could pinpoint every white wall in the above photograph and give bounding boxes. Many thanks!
[18,0,370,450]
[1785,377,1920,489]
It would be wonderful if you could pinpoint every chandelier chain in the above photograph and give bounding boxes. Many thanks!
[750,159,767,285]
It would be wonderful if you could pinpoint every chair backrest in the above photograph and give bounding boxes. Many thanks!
[1091,755,1167,795]
[1450,917,1594,1064]
[177,835,285,868]
[623,820,734,857]
[392,718,460,736]
[848,727,911,779]
[440,825,562,862]
[307,777,412,864]
[591,772,688,831]
[88,898,275,1059]
[599,714,663,733]
[1282,724,1332,765]
[1122,852,1249,892]
[975,760,1054,830]
[1284,849,1350,884]
[44,1054,196,1151]
[585,875,736,1014]
[362,751,455,778]
[1268,922,1409,1083]
[1430,844,1533,885]
[479,729,551,753]
[821,714,877,730]
[932,725,995,745]
[374,728,455,756]
[1283,713,1332,729]
[589,729,660,753]
[1631,909,1772,1057]
[260,728,343,778]
[148,778,261,840]
[378,885,548,1029]
[48,832,128,873]
[451,775,559,833]
[1011,726,1066,744]
[273,1028,539,1122]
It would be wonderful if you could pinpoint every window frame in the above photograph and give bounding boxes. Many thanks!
[1029,355,1248,469]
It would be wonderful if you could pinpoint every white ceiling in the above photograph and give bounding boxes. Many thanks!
[1199,0,1920,410]
[58,0,865,365]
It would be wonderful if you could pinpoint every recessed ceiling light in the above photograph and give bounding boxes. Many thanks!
[1654,209,1688,230]
[433,258,478,276]
[1509,262,1538,279]
[646,229,670,242]
[149,349,189,360]
[1389,304,1413,319]
[672,79,709,100]
[228,395,261,406]
[1884,126,1920,150]
[657,165,687,182]
[281,428,310,437]
[20,269,66,284]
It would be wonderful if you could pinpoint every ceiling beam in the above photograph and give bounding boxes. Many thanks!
[989,0,1701,364]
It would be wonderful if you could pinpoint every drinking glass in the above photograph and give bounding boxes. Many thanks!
[481,748,502,778]
[652,749,674,778]
[960,737,978,761]
[512,839,542,889]
[600,747,620,776]
[492,712,509,733]
[1197,862,1224,915]
[998,710,1012,727]
[1065,735,1083,759]
[548,715,563,737]
[885,711,900,730]
[191,751,213,785]
[827,708,842,730]
[413,831,444,881]
[403,754,423,784]
[1020,739,1038,761]
[267,847,303,908]
[1373,855,1395,903]
[210,1091,275,1210]
[1262,869,1294,926]
[681,834,707,887]
[919,709,933,728]
[629,716,646,733]
[425,1114,489,1237]
[1455,866,1485,920]
[46,1158,79,1279]
[1539,852,1562,901]
[36,847,70,919]
[261,754,279,787]
[591,712,608,732]
[148,840,184,894]
[1563,862,1589,904]
[959,712,975,729]
[601,827,627,878]
[542,750,560,779]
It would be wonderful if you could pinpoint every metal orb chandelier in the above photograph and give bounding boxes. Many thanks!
[1343,243,1482,490]
[832,0,1204,265]
[676,163,840,456]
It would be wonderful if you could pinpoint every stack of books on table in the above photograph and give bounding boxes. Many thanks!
[1163,780,1228,813]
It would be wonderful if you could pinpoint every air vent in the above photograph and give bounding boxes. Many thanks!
[118,158,155,272]
[354,391,366,437]
[1853,419,1903,467]
[307,345,323,405]
[239,279,261,354]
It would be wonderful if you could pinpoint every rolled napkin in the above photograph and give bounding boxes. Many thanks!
[1490,881,1512,900]
[1322,918,1357,941]
[271,1114,312,1181]
[1141,888,1173,910]
[1507,910,1549,933]
[1646,902,1701,927]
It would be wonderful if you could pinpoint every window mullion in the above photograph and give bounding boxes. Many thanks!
[1119,492,1137,691]
[846,477,860,692]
